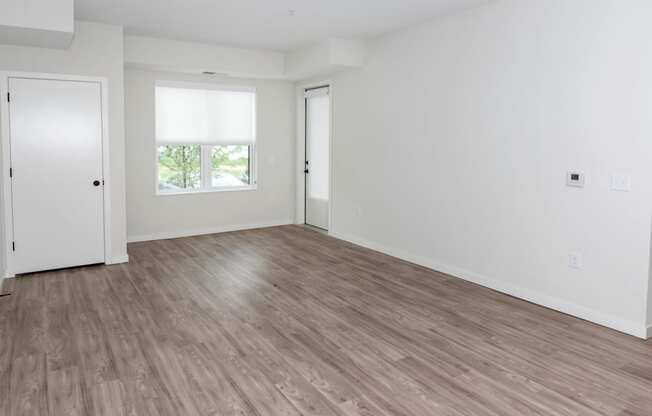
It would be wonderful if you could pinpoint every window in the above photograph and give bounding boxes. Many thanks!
[158,145,201,191]
[155,81,256,193]
[211,145,250,187]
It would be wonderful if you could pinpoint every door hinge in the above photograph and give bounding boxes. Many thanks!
[6,92,9,102]
[12,242,15,251]
[9,167,12,178]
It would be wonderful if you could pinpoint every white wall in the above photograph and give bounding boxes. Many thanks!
[125,69,295,241]
[0,21,129,271]
[0,0,74,48]
[1,0,73,32]
[125,35,285,79]
[328,0,652,337]
[125,35,366,81]
[285,39,366,80]
[648,238,652,332]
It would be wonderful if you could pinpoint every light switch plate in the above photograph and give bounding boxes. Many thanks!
[611,173,631,192]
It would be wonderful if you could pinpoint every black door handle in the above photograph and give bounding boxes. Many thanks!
[93,180,101,187]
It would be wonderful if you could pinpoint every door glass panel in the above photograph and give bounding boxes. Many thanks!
[305,88,330,230]
[307,94,329,200]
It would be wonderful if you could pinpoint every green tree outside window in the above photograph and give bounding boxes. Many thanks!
[158,145,201,190]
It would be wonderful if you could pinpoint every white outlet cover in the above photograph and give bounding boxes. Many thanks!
[569,252,583,269]
[611,173,631,192]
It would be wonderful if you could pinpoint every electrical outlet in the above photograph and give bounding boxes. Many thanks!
[611,173,631,192]
[568,252,582,269]
[566,171,585,188]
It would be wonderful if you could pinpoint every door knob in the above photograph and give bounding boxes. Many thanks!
[93,180,101,186]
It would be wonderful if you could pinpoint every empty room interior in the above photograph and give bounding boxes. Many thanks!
[2,0,652,415]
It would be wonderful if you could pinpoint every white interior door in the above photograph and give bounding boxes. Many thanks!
[9,77,105,274]
[305,86,330,230]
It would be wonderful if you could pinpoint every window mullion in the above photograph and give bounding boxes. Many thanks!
[201,145,212,189]
[249,145,255,185]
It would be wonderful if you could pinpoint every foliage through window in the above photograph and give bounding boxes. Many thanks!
[155,81,256,193]
[158,145,253,192]
[211,145,250,187]
[158,145,201,191]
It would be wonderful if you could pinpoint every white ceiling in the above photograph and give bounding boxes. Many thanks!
[75,0,489,51]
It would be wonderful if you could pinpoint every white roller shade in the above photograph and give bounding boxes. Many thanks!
[155,82,256,146]
[304,86,329,99]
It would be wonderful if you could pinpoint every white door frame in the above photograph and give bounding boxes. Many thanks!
[295,79,333,233]
[0,71,112,278]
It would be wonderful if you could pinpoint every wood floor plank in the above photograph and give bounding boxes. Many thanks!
[0,279,17,416]
[2,225,652,416]
[10,354,47,416]
[46,366,84,416]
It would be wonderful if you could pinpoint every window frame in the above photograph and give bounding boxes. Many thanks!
[154,80,258,196]
[155,143,257,196]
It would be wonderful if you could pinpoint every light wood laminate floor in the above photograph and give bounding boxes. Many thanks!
[2,225,652,416]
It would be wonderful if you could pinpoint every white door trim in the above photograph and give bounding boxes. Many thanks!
[295,79,333,234]
[0,71,112,278]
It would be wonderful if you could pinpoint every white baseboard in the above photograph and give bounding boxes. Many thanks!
[107,254,129,265]
[330,230,648,340]
[1,256,131,275]
[127,220,294,243]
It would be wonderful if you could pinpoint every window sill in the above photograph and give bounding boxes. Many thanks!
[156,185,257,196]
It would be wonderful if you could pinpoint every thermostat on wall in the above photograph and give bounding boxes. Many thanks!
[566,171,585,188]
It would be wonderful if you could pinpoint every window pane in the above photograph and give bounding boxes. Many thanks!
[211,145,250,187]
[158,145,201,192]
[307,94,329,200]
